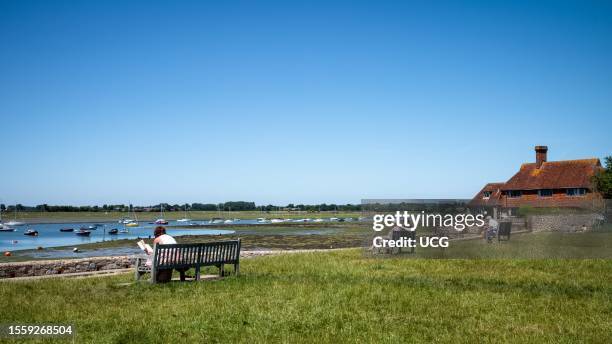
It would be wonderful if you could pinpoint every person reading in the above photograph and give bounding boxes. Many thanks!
[138,226,187,282]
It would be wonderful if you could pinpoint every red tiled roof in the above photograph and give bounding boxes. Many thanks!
[469,182,504,207]
[501,158,602,191]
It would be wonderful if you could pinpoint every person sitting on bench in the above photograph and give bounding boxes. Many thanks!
[145,226,187,283]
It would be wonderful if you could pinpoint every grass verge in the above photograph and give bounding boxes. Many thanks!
[1,250,611,343]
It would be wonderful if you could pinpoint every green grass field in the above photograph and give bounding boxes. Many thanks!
[1,249,611,343]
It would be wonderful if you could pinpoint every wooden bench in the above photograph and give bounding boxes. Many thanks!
[498,222,512,241]
[135,239,241,283]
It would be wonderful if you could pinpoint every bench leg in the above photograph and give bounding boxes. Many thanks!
[195,266,201,281]
[234,263,240,276]
[219,264,224,277]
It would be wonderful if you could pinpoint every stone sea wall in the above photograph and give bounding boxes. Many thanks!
[0,256,133,279]
[527,213,603,232]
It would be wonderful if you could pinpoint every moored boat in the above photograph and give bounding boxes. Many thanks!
[24,229,39,236]
[108,228,119,235]
[0,226,16,232]
[155,205,169,225]
[59,228,74,232]
[75,229,91,236]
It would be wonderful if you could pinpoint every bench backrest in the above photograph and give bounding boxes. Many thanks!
[499,222,512,235]
[153,240,241,270]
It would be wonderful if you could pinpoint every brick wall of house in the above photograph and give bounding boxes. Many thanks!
[501,190,602,208]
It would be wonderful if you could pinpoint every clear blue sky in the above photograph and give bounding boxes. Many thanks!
[1,0,611,206]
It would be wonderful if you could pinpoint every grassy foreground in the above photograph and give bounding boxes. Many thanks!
[1,250,612,343]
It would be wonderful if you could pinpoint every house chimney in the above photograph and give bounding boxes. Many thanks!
[535,146,548,168]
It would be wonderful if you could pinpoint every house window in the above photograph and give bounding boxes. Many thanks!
[566,188,587,197]
[483,191,492,199]
[507,190,522,198]
[538,189,553,197]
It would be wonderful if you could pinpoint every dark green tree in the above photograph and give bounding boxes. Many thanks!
[593,156,612,199]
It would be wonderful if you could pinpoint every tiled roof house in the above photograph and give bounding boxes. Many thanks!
[470,146,603,208]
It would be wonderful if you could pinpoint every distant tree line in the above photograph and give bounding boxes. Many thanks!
[0,202,363,212]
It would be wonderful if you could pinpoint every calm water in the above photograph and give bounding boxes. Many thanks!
[0,217,362,252]
[0,221,234,251]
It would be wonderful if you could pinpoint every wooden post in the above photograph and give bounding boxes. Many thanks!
[134,257,142,281]
[235,238,241,276]
[150,244,157,284]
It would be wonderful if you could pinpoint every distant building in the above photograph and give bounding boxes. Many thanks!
[470,146,603,209]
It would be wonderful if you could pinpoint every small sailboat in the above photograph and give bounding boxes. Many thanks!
[75,229,91,236]
[224,219,234,224]
[59,228,74,232]
[24,229,39,236]
[155,205,168,225]
[177,205,192,222]
[6,205,26,226]
[270,218,284,223]
[0,226,16,232]
[119,204,139,226]
[210,218,224,224]
[119,228,129,234]
[108,228,119,235]
[87,225,97,230]
[313,218,324,223]
[257,218,268,223]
